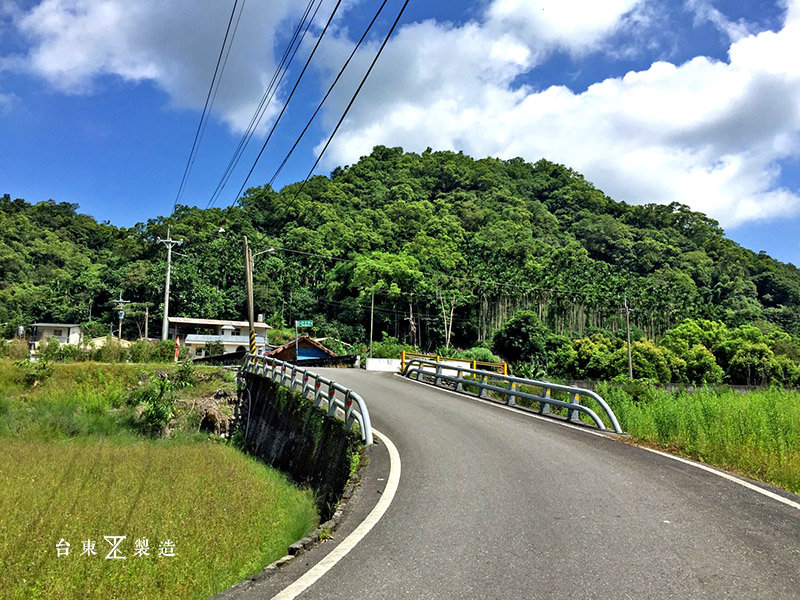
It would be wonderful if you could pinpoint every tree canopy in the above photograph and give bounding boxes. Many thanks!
[3,146,800,385]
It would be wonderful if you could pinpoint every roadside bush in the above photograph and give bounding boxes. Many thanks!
[132,377,176,436]
[39,337,61,361]
[204,340,225,357]
[16,360,54,387]
[173,360,197,387]
[152,339,188,362]
[129,339,158,363]
[2,338,29,360]
[368,333,414,358]
[450,347,502,364]
[91,337,128,363]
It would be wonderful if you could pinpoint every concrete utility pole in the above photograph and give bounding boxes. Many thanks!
[622,296,634,380]
[243,236,256,354]
[249,246,275,349]
[158,227,183,341]
[114,292,131,341]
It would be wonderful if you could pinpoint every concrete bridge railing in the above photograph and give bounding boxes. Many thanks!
[241,353,373,444]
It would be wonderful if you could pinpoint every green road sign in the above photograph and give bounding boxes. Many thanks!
[297,320,313,327]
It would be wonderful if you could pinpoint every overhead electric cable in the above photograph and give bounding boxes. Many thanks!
[232,0,346,204]
[286,0,411,206]
[206,0,322,208]
[267,0,391,188]
[173,0,244,212]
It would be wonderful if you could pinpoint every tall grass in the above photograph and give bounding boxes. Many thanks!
[0,439,318,599]
[599,383,800,494]
[0,359,320,598]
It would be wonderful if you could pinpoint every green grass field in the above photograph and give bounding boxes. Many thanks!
[0,360,319,599]
[599,383,800,494]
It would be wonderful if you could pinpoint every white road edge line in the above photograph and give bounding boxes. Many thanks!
[270,429,401,600]
[398,374,800,512]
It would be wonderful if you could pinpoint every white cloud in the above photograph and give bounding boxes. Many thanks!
[5,0,800,229]
[486,0,642,55]
[318,0,800,228]
[684,0,754,42]
[6,0,301,131]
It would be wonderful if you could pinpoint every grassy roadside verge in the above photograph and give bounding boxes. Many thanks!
[0,359,319,599]
[597,383,800,494]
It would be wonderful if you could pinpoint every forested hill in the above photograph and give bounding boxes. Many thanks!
[2,145,800,352]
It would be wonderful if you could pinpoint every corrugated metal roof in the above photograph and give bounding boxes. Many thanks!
[184,334,267,345]
[30,323,81,328]
[168,317,270,329]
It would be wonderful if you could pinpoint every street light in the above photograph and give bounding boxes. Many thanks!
[250,247,275,347]
[251,247,276,270]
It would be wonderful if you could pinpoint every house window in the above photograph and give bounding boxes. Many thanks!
[53,329,63,337]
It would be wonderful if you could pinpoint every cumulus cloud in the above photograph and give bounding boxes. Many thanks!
[5,0,301,131]
[318,0,800,228]
[4,0,800,228]
[485,0,642,55]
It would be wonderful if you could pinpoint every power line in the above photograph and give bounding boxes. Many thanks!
[267,0,391,188]
[285,0,411,207]
[231,0,346,205]
[173,0,245,212]
[206,0,323,208]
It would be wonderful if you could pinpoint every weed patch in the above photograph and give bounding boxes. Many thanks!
[0,439,317,599]
[598,382,800,494]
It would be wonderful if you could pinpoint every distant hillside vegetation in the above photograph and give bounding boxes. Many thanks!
[3,146,800,382]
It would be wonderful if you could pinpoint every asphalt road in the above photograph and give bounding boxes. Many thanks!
[228,369,800,599]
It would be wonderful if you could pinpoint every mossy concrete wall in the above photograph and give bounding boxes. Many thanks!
[238,373,361,519]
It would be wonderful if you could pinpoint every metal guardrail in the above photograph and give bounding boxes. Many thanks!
[402,358,623,434]
[401,350,507,374]
[241,353,373,445]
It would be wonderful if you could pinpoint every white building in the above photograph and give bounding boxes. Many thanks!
[167,317,271,357]
[28,323,82,351]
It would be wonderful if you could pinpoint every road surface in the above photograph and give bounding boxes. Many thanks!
[223,369,800,599]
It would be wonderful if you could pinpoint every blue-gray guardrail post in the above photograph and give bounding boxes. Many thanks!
[567,392,580,423]
[540,388,551,414]
[506,380,516,406]
[478,374,489,398]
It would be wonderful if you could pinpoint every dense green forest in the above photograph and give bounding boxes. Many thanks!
[2,146,800,385]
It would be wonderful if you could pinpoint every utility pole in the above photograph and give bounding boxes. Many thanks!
[144,305,149,340]
[249,246,275,349]
[158,227,183,341]
[622,296,634,380]
[369,290,375,358]
[243,236,256,355]
[114,292,131,341]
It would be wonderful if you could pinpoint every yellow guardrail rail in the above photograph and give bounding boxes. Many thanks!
[401,351,507,375]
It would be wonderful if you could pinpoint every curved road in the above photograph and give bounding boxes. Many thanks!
[229,370,800,599]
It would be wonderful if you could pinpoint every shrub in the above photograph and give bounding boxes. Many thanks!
[16,360,54,387]
[132,377,176,436]
[91,337,128,363]
[39,337,61,361]
[129,339,157,363]
[173,360,197,387]
[368,333,414,358]
[450,347,502,364]
[2,338,30,360]
[204,340,225,357]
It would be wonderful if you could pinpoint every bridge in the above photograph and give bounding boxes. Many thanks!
[221,366,800,599]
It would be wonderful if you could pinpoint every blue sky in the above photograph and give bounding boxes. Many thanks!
[1,0,800,266]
